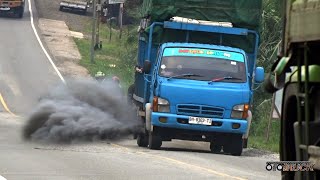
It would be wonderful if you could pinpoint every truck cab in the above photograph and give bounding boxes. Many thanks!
[130,17,265,156]
[0,0,25,18]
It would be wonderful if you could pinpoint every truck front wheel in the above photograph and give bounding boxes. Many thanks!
[223,134,243,156]
[210,143,222,153]
[148,130,162,149]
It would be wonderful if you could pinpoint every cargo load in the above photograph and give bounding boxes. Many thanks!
[141,0,262,31]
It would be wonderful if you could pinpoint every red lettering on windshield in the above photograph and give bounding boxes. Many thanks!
[179,49,190,53]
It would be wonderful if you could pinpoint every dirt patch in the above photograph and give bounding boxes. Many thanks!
[39,18,89,78]
[34,0,91,33]
[34,0,94,78]
[242,148,279,160]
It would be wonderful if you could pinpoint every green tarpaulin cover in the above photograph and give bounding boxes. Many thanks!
[141,0,262,31]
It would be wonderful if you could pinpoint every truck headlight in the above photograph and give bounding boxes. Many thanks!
[152,97,170,113]
[231,104,249,119]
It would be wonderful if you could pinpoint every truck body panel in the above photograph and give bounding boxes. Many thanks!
[286,0,320,44]
[151,112,248,134]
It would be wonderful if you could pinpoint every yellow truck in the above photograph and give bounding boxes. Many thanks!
[0,0,25,18]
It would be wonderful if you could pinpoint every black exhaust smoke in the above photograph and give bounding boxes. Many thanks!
[23,79,142,143]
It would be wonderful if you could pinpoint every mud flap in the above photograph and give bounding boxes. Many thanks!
[242,110,252,148]
[243,110,252,139]
[145,103,152,132]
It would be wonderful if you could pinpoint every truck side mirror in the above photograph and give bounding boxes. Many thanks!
[255,67,265,83]
[143,60,151,74]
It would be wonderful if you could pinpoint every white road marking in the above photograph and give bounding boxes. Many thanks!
[27,0,66,84]
[0,175,7,180]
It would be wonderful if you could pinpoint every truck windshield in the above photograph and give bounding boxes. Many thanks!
[159,53,247,83]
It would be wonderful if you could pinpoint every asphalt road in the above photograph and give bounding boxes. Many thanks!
[0,0,60,114]
[0,113,280,180]
[0,1,281,180]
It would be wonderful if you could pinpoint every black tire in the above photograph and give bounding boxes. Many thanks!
[18,11,23,18]
[137,133,148,147]
[148,131,162,150]
[281,83,320,180]
[59,6,63,11]
[223,134,243,156]
[210,143,222,153]
[243,138,248,148]
[16,7,24,18]
[280,83,299,180]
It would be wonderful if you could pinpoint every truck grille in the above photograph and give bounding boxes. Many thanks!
[176,104,224,118]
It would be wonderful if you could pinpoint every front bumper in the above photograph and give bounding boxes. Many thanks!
[0,6,22,13]
[151,112,248,134]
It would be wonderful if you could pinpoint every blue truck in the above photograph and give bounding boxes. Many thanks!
[128,0,264,156]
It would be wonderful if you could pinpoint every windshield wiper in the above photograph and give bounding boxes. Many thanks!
[208,76,242,84]
[167,73,203,80]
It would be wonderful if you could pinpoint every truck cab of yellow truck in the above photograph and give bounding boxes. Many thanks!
[0,0,25,18]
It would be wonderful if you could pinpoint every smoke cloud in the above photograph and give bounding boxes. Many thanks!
[23,79,142,143]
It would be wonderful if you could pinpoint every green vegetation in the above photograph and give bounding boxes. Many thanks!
[250,98,281,152]
[75,23,138,91]
[249,0,283,152]
[75,2,141,91]
[75,1,282,152]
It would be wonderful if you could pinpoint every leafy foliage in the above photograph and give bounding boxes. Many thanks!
[258,0,283,72]
[249,0,283,152]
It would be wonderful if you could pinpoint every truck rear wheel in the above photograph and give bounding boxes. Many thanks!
[148,131,162,150]
[137,133,148,147]
[223,134,243,156]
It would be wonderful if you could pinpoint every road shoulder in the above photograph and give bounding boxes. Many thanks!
[38,18,89,78]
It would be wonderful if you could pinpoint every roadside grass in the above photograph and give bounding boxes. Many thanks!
[74,22,138,92]
[249,95,280,152]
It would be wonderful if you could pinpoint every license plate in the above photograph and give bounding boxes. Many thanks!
[0,7,10,11]
[189,116,212,125]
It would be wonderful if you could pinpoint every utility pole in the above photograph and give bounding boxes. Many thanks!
[90,0,97,63]
[109,17,113,41]
[95,0,101,49]
[119,3,123,39]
